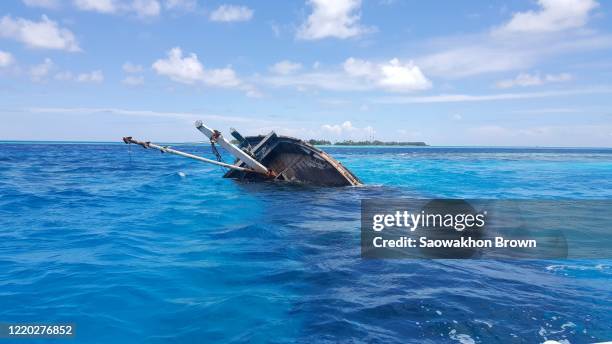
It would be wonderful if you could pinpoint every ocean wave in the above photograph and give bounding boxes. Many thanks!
[1,144,611,343]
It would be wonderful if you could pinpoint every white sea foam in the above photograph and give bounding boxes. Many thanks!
[546,264,609,273]
[539,320,578,343]
[561,322,576,330]
[449,329,475,344]
[474,319,493,328]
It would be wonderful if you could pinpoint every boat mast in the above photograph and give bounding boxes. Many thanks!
[194,120,270,175]
[122,137,261,173]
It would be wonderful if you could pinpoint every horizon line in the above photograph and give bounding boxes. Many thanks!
[1,140,611,149]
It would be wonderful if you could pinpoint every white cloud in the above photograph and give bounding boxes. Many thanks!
[73,0,117,13]
[344,58,432,91]
[462,123,612,147]
[0,15,80,52]
[132,0,161,17]
[270,60,302,75]
[322,121,374,139]
[209,5,253,22]
[322,121,353,135]
[342,57,374,77]
[54,70,104,83]
[243,85,263,98]
[418,42,536,78]
[417,1,608,79]
[496,72,572,88]
[164,0,196,11]
[417,33,612,79]
[122,61,144,86]
[0,51,15,67]
[497,73,540,88]
[270,22,281,37]
[22,0,60,9]
[76,70,104,82]
[122,75,145,86]
[264,71,367,91]
[201,67,241,87]
[152,47,255,95]
[25,107,277,125]
[495,0,599,34]
[372,88,612,104]
[73,0,161,17]
[152,47,205,84]
[54,71,73,80]
[510,107,583,114]
[545,73,574,83]
[123,62,144,73]
[297,0,372,40]
[28,106,198,119]
[264,57,430,93]
[30,58,54,81]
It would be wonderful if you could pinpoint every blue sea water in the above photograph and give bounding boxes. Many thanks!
[0,143,611,343]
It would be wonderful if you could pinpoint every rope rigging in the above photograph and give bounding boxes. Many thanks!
[209,129,227,172]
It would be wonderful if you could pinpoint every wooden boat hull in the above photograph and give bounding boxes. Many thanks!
[224,133,361,186]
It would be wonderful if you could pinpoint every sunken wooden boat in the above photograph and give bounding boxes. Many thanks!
[122,120,361,187]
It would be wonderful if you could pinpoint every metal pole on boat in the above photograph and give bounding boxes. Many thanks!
[194,120,270,175]
[121,137,260,173]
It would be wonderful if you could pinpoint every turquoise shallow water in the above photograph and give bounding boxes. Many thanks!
[0,144,611,343]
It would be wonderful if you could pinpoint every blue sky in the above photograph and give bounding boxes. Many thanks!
[1,0,611,146]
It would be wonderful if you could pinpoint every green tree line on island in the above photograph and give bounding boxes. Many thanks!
[229,139,427,146]
[307,139,428,146]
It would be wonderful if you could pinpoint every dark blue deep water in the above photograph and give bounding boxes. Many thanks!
[1,143,611,343]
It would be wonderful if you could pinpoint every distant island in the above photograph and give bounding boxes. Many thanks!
[308,139,428,146]
[229,138,427,146]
